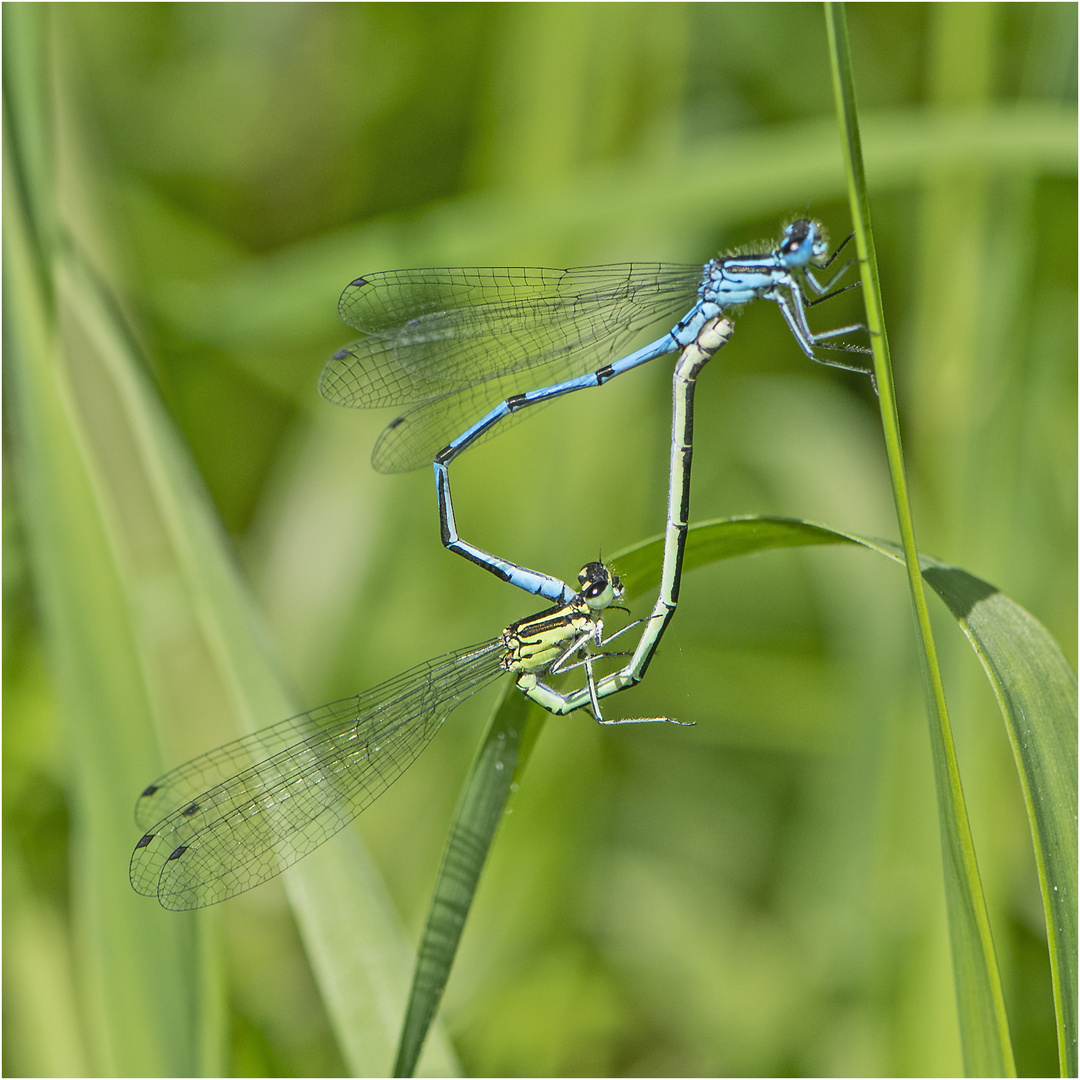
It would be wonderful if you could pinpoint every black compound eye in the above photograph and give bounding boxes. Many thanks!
[577,561,607,588]
[784,219,811,252]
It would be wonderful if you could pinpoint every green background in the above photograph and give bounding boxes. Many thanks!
[4,3,1076,1076]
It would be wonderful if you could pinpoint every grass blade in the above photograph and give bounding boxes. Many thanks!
[396,513,1074,1074]
[624,514,1075,1073]
[824,6,1016,1073]
[5,97,219,1080]
[394,686,545,1076]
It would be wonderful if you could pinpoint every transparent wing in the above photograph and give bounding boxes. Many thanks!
[323,263,704,471]
[371,367,559,473]
[130,639,505,910]
[321,264,705,469]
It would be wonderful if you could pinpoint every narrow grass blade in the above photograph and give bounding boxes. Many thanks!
[825,6,1017,1073]
[394,686,546,1077]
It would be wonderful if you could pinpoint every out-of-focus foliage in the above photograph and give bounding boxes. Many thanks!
[4,4,1075,1077]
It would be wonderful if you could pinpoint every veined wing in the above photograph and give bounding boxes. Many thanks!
[322,263,704,409]
[132,644,501,831]
[130,639,505,910]
[370,365,569,473]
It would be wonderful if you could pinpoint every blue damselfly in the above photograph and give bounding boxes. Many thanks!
[323,220,866,602]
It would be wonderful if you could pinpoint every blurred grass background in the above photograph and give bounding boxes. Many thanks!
[3,3,1075,1076]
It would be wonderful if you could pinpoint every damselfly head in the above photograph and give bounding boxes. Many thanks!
[577,561,623,611]
[779,218,828,268]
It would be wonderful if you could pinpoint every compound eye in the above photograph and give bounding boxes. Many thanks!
[784,218,812,251]
[577,561,607,589]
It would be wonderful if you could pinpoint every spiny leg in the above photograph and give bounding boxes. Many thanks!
[772,285,871,374]
[804,231,858,294]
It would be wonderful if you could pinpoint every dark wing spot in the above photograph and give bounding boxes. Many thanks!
[166,845,189,862]
[182,803,200,817]
[349,277,368,288]
[140,784,159,798]
[135,833,155,849]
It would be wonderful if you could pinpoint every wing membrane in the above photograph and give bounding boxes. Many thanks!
[323,263,702,402]
[131,639,505,909]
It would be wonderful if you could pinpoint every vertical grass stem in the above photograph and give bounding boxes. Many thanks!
[824,5,1017,1075]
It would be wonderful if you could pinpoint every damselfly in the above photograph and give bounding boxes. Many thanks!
[131,562,665,910]
[323,220,867,602]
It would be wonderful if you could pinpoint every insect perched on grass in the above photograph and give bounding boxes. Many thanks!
[323,220,866,602]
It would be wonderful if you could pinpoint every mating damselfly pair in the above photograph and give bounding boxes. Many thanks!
[132,221,867,909]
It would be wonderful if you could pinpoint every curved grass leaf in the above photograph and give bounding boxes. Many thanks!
[395,515,1076,1075]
